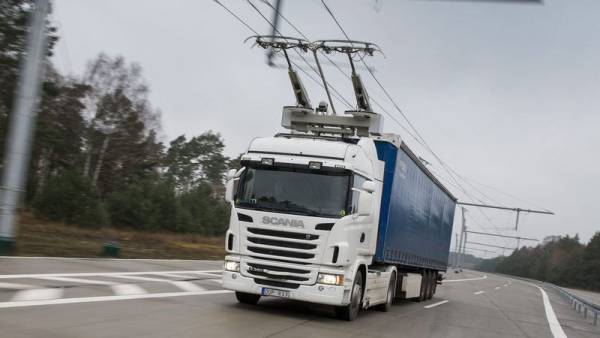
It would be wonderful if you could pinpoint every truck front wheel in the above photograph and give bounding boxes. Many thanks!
[335,270,364,321]
[235,291,261,305]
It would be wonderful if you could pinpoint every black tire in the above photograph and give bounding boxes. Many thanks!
[235,291,261,305]
[426,271,435,300]
[418,271,428,302]
[376,272,395,312]
[335,270,364,321]
[431,271,438,297]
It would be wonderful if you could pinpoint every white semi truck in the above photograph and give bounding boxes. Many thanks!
[222,37,455,320]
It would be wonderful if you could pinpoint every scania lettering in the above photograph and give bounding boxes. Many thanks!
[222,37,456,321]
[262,217,305,228]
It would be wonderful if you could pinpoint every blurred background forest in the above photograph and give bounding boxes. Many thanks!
[476,234,600,292]
[1,1,237,240]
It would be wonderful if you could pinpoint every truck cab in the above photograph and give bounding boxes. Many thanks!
[222,133,398,320]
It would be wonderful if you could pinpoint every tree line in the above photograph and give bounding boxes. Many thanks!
[1,1,236,235]
[476,233,600,291]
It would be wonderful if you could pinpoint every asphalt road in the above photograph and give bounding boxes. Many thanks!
[0,257,598,338]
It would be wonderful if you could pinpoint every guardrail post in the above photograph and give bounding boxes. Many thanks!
[577,303,581,313]
[594,311,598,326]
[584,307,587,318]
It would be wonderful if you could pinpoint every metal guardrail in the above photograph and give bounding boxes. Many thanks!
[497,273,599,326]
[544,282,599,326]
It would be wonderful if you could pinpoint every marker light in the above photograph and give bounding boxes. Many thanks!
[308,161,322,170]
[261,158,274,166]
[224,260,240,272]
[317,273,344,286]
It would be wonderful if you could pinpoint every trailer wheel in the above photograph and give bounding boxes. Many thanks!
[335,270,363,321]
[418,271,428,302]
[376,272,395,312]
[431,272,438,297]
[426,271,435,300]
[235,291,261,305]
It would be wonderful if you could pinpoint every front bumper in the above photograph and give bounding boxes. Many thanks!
[222,271,350,306]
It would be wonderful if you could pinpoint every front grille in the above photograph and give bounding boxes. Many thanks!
[248,270,309,281]
[244,225,321,285]
[247,227,319,241]
[247,263,310,274]
[247,246,314,259]
[249,256,311,265]
[247,237,317,250]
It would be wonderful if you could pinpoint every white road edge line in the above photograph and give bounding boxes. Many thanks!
[444,275,487,283]
[0,290,233,309]
[530,284,567,338]
[474,291,485,295]
[424,300,449,309]
[0,270,222,279]
[494,286,501,290]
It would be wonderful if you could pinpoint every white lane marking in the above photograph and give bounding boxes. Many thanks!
[36,276,117,286]
[444,275,487,283]
[34,276,150,296]
[109,275,206,292]
[0,282,35,290]
[474,291,485,295]
[424,300,449,309]
[0,270,222,279]
[11,288,63,302]
[494,286,501,290]
[530,284,567,338]
[152,272,197,279]
[0,290,233,309]
[503,284,508,287]
[33,276,148,296]
[110,284,147,295]
[0,256,219,263]
[187,272,223,278]
[206,279,223,285]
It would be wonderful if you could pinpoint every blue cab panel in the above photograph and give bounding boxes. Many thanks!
[374,140,456,271]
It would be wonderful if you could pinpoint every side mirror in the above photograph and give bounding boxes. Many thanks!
[357,191,372,216]
[225,179,234,203]
[226,169,237,180]
[362,180,375,193]
[225,169,238,203]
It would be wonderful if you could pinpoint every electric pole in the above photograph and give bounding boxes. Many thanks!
[456,207,467,271]
[0,0,50,253]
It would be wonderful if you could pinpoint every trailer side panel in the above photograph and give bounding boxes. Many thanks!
[374,141,456,270]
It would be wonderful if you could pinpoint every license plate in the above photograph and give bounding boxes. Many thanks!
[261,287,290,298]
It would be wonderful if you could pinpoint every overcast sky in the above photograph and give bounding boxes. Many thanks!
[50,0,600,257]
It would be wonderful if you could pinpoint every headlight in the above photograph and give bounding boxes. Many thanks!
[224,260,240,272]
[317,273,344,286]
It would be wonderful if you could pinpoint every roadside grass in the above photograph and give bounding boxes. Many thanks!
[12,213,225,259]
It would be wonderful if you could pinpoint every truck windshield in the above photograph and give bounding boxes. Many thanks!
[235,165,350,218]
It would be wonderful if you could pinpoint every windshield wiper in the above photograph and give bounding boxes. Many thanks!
[236,202,276,212]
